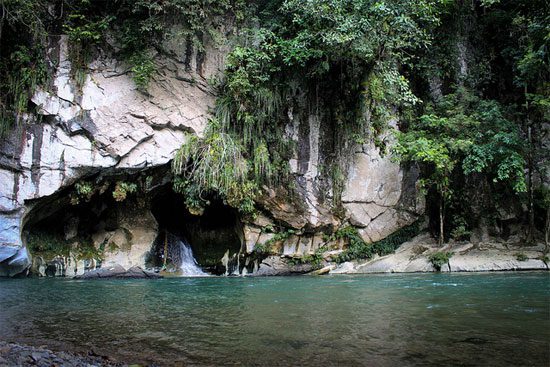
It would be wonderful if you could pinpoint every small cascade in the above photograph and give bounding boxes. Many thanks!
[221,249,241,276]
[220,248,256,276]
[221,250,230,275]
[176,238,208,276]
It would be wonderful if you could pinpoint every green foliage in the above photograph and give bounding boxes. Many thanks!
[129,0,245,46]
[172,121,259,216]
[291,246,327,270]
[302,246,327,270]
[515,253,528,262]
[63,2,114,90]
[26,232,70,259]
[253,229,295,255]
[116,0,245,90]
[128,53,156,91]
[252,242,271,256]
[0,43,48,136]
[112,181,138,202]
[63,13,113,44]
[207,0,445,205]
[450,216,471,241]
[335,222,420,263]
[394,89,527,242]
[333,226,372,263]
[428,251,453,271]
[70,181,94,205]
[26,232,102,261]
[461,99,527,193]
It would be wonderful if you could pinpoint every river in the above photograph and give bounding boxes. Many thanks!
[0,272,548,366]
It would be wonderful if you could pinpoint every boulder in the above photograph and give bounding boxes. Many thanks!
[74,264,162,279]
[253,256,313,276]
[306,265,335,275]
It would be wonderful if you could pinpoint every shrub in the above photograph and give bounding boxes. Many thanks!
[515,253,528,262]
[300,246,328,270]
[129,53,156,91]
[70,181,94,205]
[253,229,295,255]
[429,251,453,271]
[450,216,471,241]
[26,232,102,261]
[172,123,259,216]
[112,181,138,202]
[335,222,420,263]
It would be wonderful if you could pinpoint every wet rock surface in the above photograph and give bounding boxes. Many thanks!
[74,265,162,279]
[0,342,126,367]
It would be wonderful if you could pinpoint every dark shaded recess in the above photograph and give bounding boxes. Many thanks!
[21,183,125,275]
[23,182,123,237]
[150,186,243,275]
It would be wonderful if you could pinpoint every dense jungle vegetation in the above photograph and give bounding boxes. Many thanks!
[0,0,548,244]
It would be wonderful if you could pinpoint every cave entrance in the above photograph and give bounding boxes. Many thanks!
[22,192,105,276]
[150,187,244,275]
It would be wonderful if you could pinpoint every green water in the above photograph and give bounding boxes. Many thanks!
[0,272,548,366]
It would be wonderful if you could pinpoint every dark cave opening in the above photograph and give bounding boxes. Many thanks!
[149,186,244,275]
[21,183,126,276]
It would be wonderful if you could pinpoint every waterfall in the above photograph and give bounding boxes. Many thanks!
[177,238,207,276]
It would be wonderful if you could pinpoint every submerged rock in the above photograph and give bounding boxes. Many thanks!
[74,265,162,279]
[0,341,125,367]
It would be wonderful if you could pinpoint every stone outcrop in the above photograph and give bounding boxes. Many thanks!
[0,35,221,276]
[241,120,424,259]
[93,199,158,270]
[332,234,548,274]
[342,142,424,243]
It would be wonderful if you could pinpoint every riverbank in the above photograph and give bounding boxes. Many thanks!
[331,234,549,274]
[0,342,126,367]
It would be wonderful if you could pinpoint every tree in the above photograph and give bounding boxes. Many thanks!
[394,90,526,244]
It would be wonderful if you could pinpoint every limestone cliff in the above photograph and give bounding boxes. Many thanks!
[0,35,424,277]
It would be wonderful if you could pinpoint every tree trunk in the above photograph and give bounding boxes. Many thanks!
[527,127,535,243]
[545,205,549,251]
[0,2,5,46]
[439,195,444,246]
[525,87,535,244]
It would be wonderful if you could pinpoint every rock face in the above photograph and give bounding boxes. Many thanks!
[0,35,220,276]
[0,35,424,277]
[242,127,424,258]
[342,143,424,243]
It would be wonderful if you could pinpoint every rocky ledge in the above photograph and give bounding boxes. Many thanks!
[73,265,162,280]
[0,342,127,367]
[332,234,549,274]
